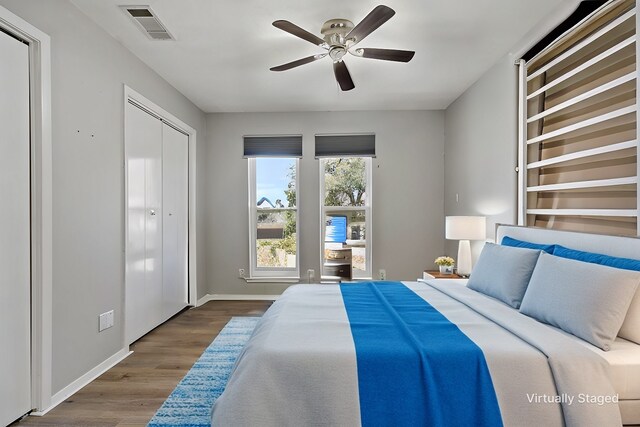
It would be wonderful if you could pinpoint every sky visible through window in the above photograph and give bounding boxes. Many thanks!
[256,158,294,206]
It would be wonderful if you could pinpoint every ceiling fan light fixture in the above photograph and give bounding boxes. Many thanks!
[270,5,414,91]
[329,46,347,61]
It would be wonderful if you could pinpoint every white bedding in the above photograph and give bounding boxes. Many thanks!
[495,224,640,412]
[211,280,623,426]
[447,277,640,402]
[588,338,640,401]
[445,278,640,402]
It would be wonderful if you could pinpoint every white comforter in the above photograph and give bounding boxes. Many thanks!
[211,281,622,427]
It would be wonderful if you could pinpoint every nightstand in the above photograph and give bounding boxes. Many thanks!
[424,270,464,279]
[323,248,352,281]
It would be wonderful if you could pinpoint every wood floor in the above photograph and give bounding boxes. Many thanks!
[14,300,272,427]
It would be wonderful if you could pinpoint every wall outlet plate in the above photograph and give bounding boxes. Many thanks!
[307,269,315,282]
[238,268,245,278]
[379,269,386,280]
[99,310,114,332]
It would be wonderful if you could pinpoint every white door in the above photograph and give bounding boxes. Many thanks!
[162,124,189,320]
[125,102,163,344]
[0,31,31,424]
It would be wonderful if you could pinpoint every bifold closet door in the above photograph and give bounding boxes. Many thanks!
[161,123,188,320]
[125,102,163,344]
[0,31,32,424]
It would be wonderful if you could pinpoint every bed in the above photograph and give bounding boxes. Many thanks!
[211,225,640,426]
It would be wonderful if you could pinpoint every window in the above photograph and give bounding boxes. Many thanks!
[245,135,301,279]
[518,0,638,236]
[320,157,372,279]
[249,157,299,278]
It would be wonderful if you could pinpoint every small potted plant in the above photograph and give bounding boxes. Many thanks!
[434,256,455,275]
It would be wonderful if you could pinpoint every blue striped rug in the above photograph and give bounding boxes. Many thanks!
[148,316,260,427]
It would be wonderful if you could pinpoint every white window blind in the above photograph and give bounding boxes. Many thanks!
[518,0,639,236]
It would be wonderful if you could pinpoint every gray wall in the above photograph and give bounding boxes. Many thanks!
[0,0,518,402]
[444,53,518,259]
[0,0,206,394]
[204,111,445,295]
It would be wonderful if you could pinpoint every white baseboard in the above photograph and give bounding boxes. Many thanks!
[31,347,133,416]
[196,293,279,306]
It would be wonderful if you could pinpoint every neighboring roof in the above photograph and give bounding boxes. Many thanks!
[257,197,275,208]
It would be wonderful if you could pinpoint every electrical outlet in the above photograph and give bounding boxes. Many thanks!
[99,310,114,332]
[238,268,246,278]
[379,269,386,280]
[307,269,315,283]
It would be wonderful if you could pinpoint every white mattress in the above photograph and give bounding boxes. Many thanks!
[599,337,640,401]
[571,333,640,400]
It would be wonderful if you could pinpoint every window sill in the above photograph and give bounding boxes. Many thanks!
[243,277,300,284]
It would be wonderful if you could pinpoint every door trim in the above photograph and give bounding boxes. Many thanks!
[123,85,198,345]
[0,5,53,413]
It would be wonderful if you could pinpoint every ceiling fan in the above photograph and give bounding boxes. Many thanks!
[270,5,415,91]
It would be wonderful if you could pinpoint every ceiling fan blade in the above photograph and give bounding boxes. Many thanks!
[354,48,415,62]
[270,53,328,72]
[273,20,327,47]
[346,5,395,44]
[333,61,355,91]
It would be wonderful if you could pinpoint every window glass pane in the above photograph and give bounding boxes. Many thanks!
[324,210,366,277]
[256,157,296,208]
[324,158,366,207]
[257,210,296,268]
[254,157,297,272]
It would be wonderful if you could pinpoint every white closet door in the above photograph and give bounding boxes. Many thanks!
[162,124,188,320]
[125,102,163,344]
[0,32,31,424]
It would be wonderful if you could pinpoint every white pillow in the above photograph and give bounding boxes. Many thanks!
[619,291,640,344]
[520,252,640,351]
[467,243,541,309]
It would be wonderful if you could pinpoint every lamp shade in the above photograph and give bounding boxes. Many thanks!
[445,216,486,241]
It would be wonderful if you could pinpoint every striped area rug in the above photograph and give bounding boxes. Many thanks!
[148,316,260,426]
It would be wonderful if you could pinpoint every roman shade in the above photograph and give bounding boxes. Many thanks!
[518,0,638,236]
[315,134,376,158]
[243,135,302,158]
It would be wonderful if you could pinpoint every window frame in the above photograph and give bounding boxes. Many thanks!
[248,157,300,279]
[319,157,373,280]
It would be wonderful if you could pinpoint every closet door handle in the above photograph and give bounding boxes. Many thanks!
[149,209,156,216]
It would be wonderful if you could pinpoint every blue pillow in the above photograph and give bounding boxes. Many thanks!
[501,236,555,254]
[552,245,640,271]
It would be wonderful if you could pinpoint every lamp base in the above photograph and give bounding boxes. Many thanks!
[457,240,472,276]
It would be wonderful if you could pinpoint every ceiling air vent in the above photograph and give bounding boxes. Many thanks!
[121,5,175,41]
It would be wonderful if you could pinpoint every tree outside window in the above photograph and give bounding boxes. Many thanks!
[321,157,372,279]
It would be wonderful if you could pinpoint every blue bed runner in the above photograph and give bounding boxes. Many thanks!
[340,281,503,427]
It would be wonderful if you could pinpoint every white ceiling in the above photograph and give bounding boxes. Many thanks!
[71,0,571,113]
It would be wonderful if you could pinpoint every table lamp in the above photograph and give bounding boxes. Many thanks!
[445,216,486,277]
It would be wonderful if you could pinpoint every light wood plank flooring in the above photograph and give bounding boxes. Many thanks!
[14,300,272,426]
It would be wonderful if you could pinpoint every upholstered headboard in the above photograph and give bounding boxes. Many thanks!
[495,224,640,260]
